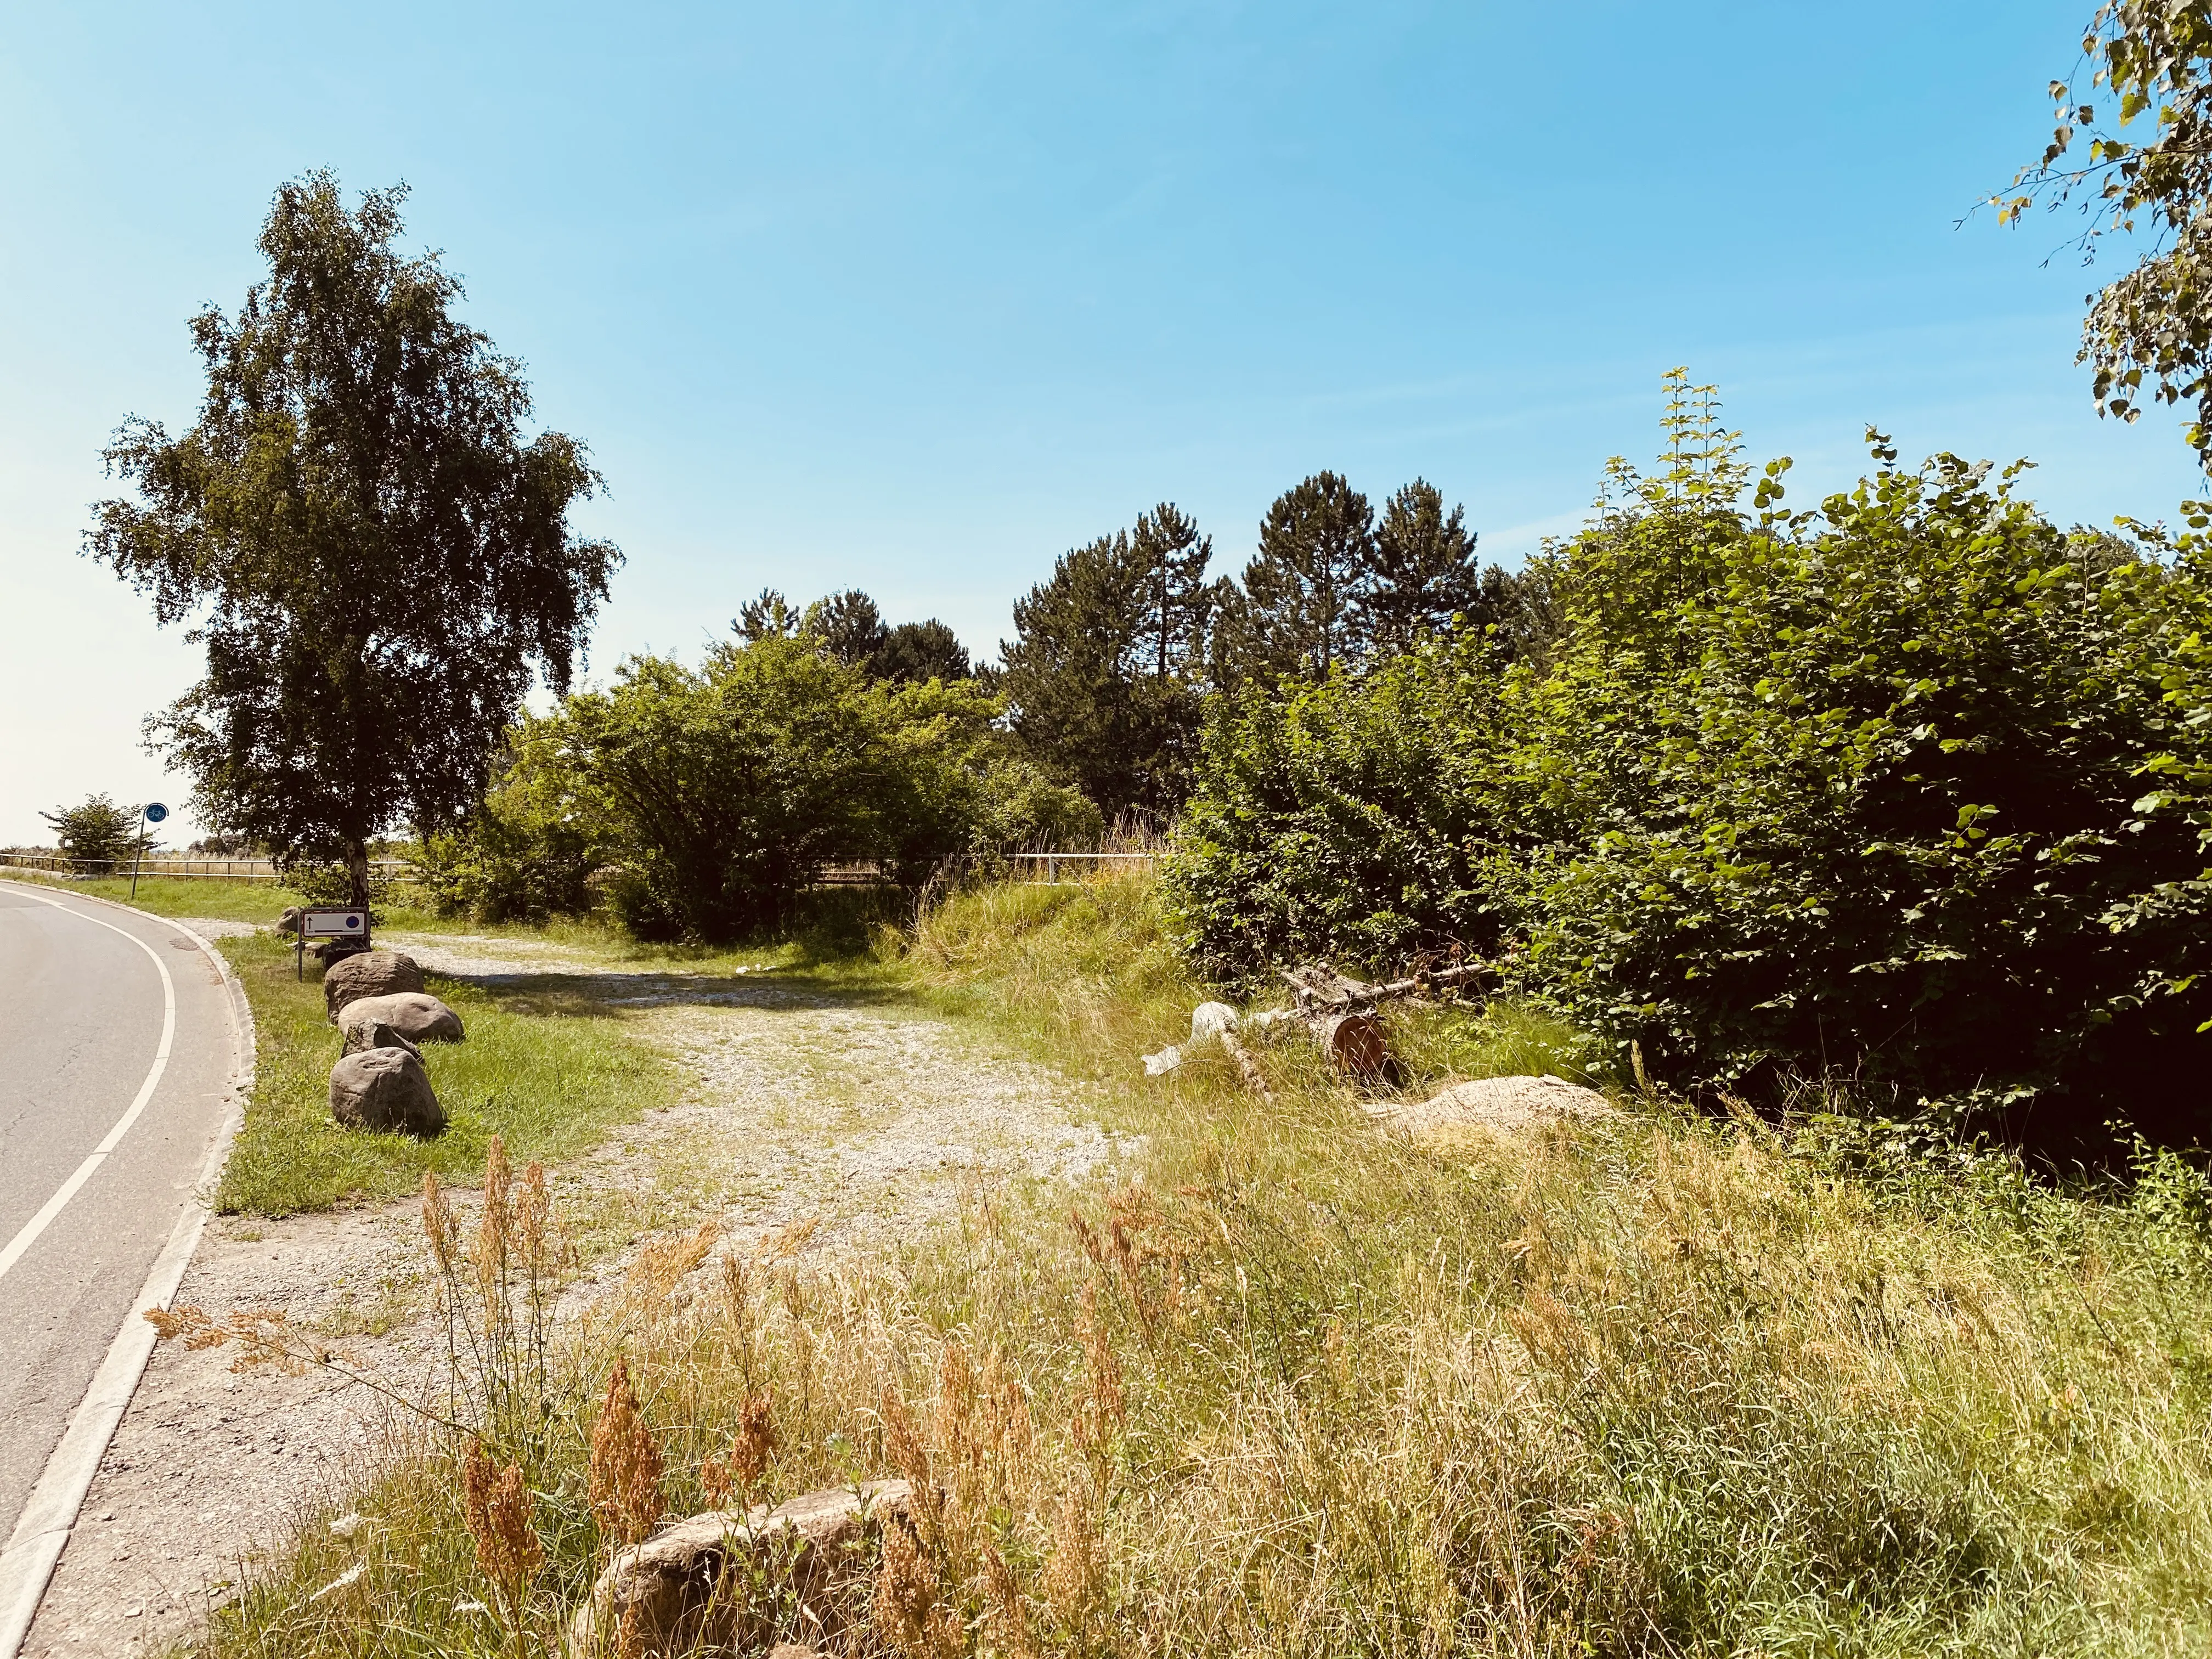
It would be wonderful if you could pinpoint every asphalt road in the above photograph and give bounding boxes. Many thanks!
[0,883,240,1617]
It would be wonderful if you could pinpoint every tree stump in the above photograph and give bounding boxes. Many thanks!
[1319,1011,1390,1079]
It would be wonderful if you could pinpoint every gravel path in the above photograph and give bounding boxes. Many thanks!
[22,932,1125,1658]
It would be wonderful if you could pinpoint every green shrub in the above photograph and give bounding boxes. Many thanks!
[1167,395,2212,1141]
[408,716,608,923]
[1164,652,1518,976]
[38,792,146,873]
[551,637,1006,942]
[965,755,1104,855]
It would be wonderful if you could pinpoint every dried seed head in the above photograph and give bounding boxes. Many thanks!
[589,1357,664,1548]
[730,1392,777,1489]
[629,1222,719,1304]
[935,1340,977,1466]
[1073,1282,1125,1471]
[881,1385,930,1492]
[1042,1483,1105,1626]
[755,1213,820,1261]
[978,1346,1033,1466]
[981,1542,1036,1659]
[461,1438,543,1598]
[871,1516,959,1659]
[1068,1207,1105,1268]
[516,1161,552,1279]
[422,1171,460,1275]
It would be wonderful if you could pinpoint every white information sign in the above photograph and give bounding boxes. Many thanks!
[301,908,368,939]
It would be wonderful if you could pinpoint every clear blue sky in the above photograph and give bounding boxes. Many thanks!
[2,1,2199,845]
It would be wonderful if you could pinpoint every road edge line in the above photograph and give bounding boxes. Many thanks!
[0,886,256,1659]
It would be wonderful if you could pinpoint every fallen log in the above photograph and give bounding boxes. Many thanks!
[1146,958,1493,1089]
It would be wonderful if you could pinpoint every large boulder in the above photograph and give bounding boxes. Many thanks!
[338,991,465,1051]
[329,1047,444,1137]
[275,906,302,937]
[567,1480,912,1658]
[342,1021,421,1062]
[323,951,424,1022]
[1369,1074,1611,1142]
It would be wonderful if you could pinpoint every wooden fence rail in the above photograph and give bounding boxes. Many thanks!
[0,853,415,883]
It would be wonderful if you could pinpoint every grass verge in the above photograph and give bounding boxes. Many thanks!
[213,933,678,1214]
[193,874,2212,1655]
[0,871,307,921]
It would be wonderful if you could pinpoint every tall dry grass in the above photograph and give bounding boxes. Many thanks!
[190,872,2212,1656]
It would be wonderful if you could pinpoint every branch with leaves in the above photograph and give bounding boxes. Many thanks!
[1996,3,2212,462]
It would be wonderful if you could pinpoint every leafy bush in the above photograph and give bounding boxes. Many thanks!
[540,637,1007,941]
[410,717,610,923]
[1167,394,2212,1140]
[964,756,1104,856]
[1165,655,1518,975]
[38,792,147,873]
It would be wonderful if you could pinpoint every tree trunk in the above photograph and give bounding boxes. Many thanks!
[347,842,371,910]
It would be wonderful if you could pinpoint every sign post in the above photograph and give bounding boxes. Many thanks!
[131,802,167,902]
[297,907,369,979]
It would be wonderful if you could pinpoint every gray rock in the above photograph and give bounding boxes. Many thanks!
[275,906,302,936]
[322,951,424,1022]
[328,1046,444,1136]
[337,991,464,1051]
[1368,1074,1611,1141]
[567,1480,912,1657]
[340,1020,421,1061]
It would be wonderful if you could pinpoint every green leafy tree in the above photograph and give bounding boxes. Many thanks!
[964,757,1105,855]
[84,172,617,906]
[2001,2,2212,462]
[743,590,969,681]
[409,715,612,923]
[1214,472,1373,685]
[39,793,150,874]
[556,636,998,940]
[999,504,1214,818]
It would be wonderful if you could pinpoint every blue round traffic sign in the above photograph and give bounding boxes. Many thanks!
[143,802,168,823]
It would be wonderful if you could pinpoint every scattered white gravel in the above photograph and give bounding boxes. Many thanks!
[173,917,260,940]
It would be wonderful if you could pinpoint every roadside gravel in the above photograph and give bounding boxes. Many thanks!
[21,929,1126,1658]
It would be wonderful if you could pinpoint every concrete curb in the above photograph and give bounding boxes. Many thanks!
[0,882,256,1659]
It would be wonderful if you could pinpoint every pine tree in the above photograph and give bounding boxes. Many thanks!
[735,588,798,641]
[800,590,889,668]
[1353,479,1487,656]
[1132,503,1214,681]
[1217,472,1373,685]
[875,619,972,683]
[999,505,1214,818]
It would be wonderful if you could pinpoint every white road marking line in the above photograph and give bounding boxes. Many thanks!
[0,888,178,1288]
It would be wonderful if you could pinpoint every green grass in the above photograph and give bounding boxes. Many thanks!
[212,933,679,1215]
[190,873,2212,1656]
[0,871,308,921]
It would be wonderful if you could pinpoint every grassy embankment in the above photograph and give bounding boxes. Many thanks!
[186,872,2212,1657]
